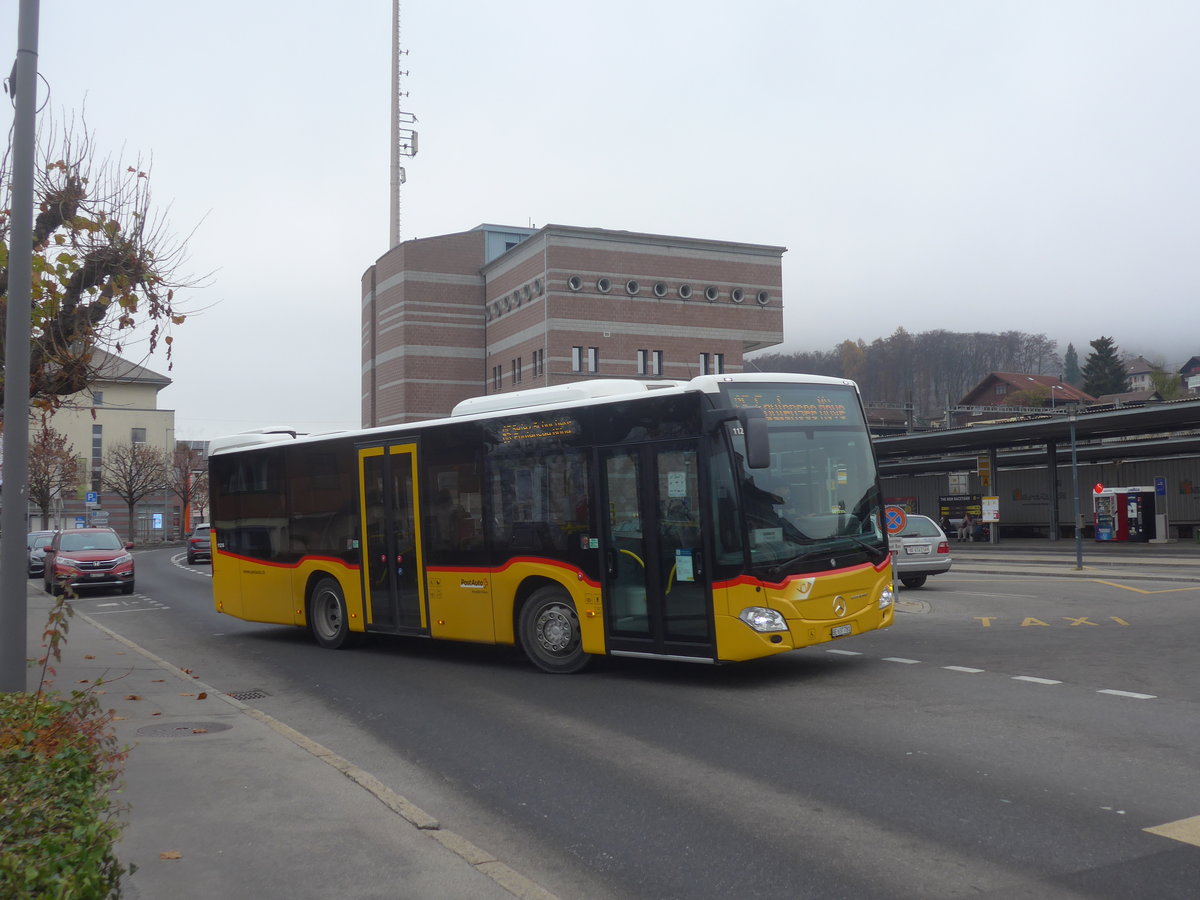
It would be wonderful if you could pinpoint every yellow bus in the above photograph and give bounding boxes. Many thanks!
[208,374,894,673]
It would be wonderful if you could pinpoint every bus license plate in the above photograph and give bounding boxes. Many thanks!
[831,624,852,638]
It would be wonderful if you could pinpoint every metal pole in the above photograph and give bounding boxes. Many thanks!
[1070,414,1083,571]
[1,0,41,692]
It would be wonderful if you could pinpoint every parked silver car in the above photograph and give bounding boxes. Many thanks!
[889,514,952,588]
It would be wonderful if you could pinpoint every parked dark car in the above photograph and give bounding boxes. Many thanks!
[27,530,57,577]
[187,523,212,564]
[43,527,135,595]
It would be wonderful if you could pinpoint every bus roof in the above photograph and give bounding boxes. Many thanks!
[208,373,860,456]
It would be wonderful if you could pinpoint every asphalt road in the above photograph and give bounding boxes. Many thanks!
[67,548,1200,899]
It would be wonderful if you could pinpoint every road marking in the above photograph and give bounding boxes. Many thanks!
[944,666,985,673]
[826,649,862,656]
[883,657,921,664]
[1145,815,1200,847]
[1012,676,1061,685]
[1092,580,1200,595]
[1097,689,1156,699]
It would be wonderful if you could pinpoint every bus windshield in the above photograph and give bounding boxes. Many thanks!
[719,382,886,577]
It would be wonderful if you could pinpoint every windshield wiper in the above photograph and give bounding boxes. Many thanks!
[843,535,888,563]
[767,536,885,579]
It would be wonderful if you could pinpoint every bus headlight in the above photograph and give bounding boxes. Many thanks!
[739,606,789,633]
[879,587,894,609]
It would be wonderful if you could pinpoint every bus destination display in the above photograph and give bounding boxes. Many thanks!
[725,387,852,424]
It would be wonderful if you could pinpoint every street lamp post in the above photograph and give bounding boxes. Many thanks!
[1069,412,1083,570]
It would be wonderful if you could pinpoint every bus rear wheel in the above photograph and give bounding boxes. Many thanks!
[519,586,590,674]
[309,577,358,649]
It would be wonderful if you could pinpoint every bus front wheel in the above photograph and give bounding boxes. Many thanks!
[519,586,590,674]
[309,577,358,649]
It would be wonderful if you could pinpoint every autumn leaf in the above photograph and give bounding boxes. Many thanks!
[124,694,142,701]
[160,851,183,860]
[197,692,208,700]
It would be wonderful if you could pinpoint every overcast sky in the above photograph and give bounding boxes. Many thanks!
[13,1,1200,439]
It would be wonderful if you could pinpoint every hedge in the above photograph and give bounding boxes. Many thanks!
[0,599,129,898]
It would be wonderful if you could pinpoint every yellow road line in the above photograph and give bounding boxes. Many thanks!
[1091,580,1200,595]
[1145,815,1200,847]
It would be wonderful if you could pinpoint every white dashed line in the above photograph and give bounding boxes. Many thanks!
[826,650,1158,700]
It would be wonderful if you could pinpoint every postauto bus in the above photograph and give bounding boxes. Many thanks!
[208,374,894,673]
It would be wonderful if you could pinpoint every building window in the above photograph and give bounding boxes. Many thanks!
[995,384,1008,396]
[92,424,103,492]
[492,365,502,391]
[572,346,583,373]
[587,347,599,373]
[131,427,147,444]
[532,348,544,376]
[92,391,103,406]
[714,353,725,374]
[638,349,664,376]
[699,353,710,375]
[512,357,523,385]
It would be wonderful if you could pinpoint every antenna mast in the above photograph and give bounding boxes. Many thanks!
[391,0,418,248]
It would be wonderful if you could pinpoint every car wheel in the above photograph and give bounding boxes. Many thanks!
[309,577,358,649]
[121,583,135,595]
[900,575,927,589]
[45,578,62,596]
[187,554,195,564]
[518,586,590,674]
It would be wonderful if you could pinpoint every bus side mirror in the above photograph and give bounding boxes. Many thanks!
[740,408,770,469]
[704,407,770,469]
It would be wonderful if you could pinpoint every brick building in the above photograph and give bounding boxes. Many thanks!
[361,224,786,426]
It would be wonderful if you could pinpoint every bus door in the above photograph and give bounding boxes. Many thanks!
[358,444,427,633]
[600,442,713,658]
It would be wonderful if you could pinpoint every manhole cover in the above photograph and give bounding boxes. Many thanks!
[136,722,232,738]
[226,688,270,701]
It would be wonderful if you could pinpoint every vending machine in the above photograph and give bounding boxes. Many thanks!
[1093,487,1159,542]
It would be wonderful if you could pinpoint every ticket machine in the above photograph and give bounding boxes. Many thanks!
[1093,486,1158,542]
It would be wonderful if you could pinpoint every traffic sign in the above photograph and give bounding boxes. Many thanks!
[884,506,907,535]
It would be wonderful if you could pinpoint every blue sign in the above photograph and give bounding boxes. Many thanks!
[1155,477,1166,497]
[85,491,98,503]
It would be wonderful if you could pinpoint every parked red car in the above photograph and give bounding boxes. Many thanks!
[43,527,135,596]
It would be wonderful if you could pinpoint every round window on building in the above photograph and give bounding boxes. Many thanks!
[597,277,612,294]
[678,284,693,300]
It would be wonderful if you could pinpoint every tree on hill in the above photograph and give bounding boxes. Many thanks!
[1080,336,1130,397]
[0,113,198,415]
[1149,369,1186,400]
[1063,343,1081,386]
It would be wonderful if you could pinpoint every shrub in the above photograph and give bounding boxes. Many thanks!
[0,596,129,899]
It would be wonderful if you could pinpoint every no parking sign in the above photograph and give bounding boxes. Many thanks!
[884,506,907,535]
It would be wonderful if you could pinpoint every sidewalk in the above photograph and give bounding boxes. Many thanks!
[945,536,1200,582]
[23,582,557,900]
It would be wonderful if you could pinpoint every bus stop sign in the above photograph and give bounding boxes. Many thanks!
[884,506,907,535]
